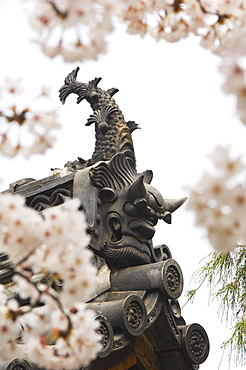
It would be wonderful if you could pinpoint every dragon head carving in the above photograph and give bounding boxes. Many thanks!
[60,68,187,268]
[73,153,186,269]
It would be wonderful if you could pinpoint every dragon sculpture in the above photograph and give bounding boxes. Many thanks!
[58,67,187,268]
[1,68,209,369]
[59,66,138,170]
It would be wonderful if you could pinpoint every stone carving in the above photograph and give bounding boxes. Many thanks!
[1,69,210,370]
[74,152,186,269]
[59,67,137,169]
[59,68,187,268]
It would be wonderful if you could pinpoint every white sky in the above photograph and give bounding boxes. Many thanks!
[0,1,246,369]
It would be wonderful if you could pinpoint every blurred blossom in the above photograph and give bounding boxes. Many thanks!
[23,1,246,125]
[1,1,246,367]
[28,0,114,62]
[0,77,61,158]
[186,146,246,253]
[0,77,24,95]
[219,59,246,125]
[0,194,101,367]
[25,1,246,124]
[40,84,52,97]
[0,193,43,260]
[23,304,101,369]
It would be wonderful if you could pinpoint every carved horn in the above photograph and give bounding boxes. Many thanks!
[160,197,188,224]
[164,197,188,213]
[127,175,148,203]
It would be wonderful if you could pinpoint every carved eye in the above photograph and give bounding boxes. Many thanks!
[124,202,138,216]
[145,184,165,210]
[99,188,117,203]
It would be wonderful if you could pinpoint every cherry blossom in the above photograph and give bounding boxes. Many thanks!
[219,59,246,125]
[0,302,24,361]
[0,77,61,158]
[25,0,246,126]
[22,1,246,127]
[208,145,245,176]
[0,193,43,260]
[28,0,113,62]
[25,1,246,61]
[22,301,101,369]
[186,146,246,253]
[1,1,246,367]
[0,194,101,367]
[0,77,24,95]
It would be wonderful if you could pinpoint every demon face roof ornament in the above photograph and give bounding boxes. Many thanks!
[59,67,187,268]
[2,68,209,369]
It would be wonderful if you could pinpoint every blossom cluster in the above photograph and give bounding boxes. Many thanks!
[28,0,114,62]
[0,77,61,158]
[26,0,246,125]
[28,0,246,53]
[0,194,101,369]
[186,146,246,253]
[120,0,246,51]
[219,60,246,125]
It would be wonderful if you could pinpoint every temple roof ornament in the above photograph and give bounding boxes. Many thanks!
[1,68,209,370]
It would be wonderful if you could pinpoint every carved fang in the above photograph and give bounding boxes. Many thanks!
[163,211,172,224]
